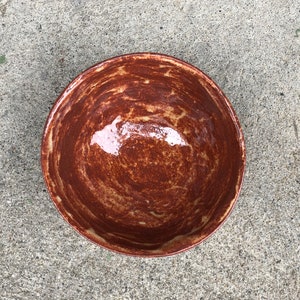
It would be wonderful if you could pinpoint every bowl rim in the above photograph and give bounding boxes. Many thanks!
[41,52,246,257]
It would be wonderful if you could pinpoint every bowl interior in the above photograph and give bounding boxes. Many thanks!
[41,53,245,256]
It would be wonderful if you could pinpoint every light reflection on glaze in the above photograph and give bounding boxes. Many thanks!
[90,116,187,155]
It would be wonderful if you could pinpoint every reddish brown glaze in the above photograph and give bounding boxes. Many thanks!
[41,53,246,256]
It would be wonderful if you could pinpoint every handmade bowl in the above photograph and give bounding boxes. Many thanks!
[41,53,245,256]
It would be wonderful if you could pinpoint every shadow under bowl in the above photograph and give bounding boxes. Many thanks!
[41,53,246,257]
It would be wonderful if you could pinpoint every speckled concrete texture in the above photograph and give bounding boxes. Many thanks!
[0,0,299,299]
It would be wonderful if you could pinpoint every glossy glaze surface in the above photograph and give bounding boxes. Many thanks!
[41,53,245,256]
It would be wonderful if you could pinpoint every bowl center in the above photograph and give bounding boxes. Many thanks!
[85,112,204,230]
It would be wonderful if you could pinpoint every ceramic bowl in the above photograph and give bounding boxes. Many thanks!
[41,53,245,256]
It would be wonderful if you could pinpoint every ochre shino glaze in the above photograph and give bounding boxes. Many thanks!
[41,53,246,256]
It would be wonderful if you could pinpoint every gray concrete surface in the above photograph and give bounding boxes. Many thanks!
[0,0,299,299]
